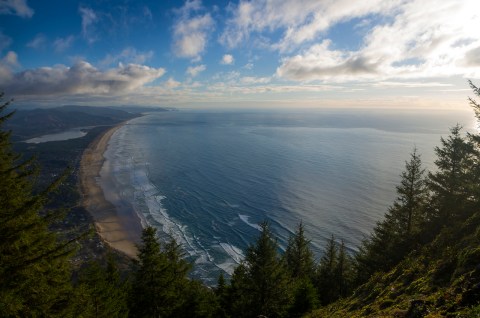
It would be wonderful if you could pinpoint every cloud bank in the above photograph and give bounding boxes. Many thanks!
[276,0,480,82]
[0,59,166,96]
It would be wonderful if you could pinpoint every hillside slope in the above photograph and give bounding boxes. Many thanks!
[308,209,480,317]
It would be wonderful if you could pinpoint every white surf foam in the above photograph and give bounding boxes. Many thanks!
[219,242,244,264]
[238,214,262,231]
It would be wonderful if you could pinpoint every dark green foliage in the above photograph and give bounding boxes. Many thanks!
[315,236,353,305]
[284,222,316,280]
[215,273,231,318]
[355,149,428,282]
[172,280,220,318]
[229,222,292,318]
[0,94,76,317]
[427,125,475,226]
[128,227,192,318]
[284,223,319,316]
[74,254,128,317]
[288,278,319,318]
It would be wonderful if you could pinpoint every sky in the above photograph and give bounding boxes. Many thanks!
[0,0,480,109]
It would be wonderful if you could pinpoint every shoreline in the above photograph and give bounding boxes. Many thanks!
[79,122,143,259]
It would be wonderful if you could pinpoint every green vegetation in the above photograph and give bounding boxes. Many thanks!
[0,93,77,316]
[2,83,480,317]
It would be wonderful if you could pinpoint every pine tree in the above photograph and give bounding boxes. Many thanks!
[314,236,354,304]
[288,278,318,318]
[427,125,474,225]
[229,222,292,318]
[392,148,428,237]
[74,254,128,318]
[334,240,353,298]
[284,222,318,317]
[172,280,221,318]
[355,149,428,283]
[0,93,76,316]
[215,273,230,318]
[284,222,315,280]
[129,226,191,318]
[315,235,338,305]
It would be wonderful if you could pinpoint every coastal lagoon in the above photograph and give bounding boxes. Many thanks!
[100,108,475,284]
[25,127,90,144]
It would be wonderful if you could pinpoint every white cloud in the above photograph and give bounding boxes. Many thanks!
[2,51,19,67]
[186,64,206,77]
[165,77,181,88]
[172,0,214,60]
[0,51,19,82]
[0,0,34,18]
[243,63,253,70]
[100,47,154,66]
[221,54,234,65]
[27,33,47,49]
[276,0,480,82]
[241,76,270,85]
[53,35,75,53]
[79,7,98,44]
[276,40,379,82]
[0,61,166,96]
[220,0,401,50]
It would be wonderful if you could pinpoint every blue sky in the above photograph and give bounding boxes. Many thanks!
[0,0,480,108]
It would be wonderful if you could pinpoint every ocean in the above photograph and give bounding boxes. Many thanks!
[100,108,476,284]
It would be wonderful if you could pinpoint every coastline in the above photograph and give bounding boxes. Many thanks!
[79,122,143,259]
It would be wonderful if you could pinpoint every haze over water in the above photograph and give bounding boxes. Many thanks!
[100,108,475,284]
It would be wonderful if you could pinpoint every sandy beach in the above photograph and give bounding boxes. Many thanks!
[79,123,142,259]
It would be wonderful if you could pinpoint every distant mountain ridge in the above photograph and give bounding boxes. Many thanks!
[6,105,169,141]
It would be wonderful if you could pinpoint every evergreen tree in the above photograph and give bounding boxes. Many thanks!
[172,280,220,318]
[215,273,230,318]
[0,93,76,317]
[229,222,292,318]
[355,149,428,282]
[74,256,128,318]
[315,236,353,305]
[129,227,191,318]
[315,235,338,305]
[284,222,315,279]
[392,148,428,237]
[427,125,474,226]
[334,240,353,298]
[284,222,318,317]
[288,278,319,318]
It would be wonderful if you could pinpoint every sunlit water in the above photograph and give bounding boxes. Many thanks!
[100,108,475,284]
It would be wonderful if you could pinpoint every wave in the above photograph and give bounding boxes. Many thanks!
[117,146,240,282]
[238,214,262,231]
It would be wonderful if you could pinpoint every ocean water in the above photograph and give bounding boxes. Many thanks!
[100,108,476,284]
